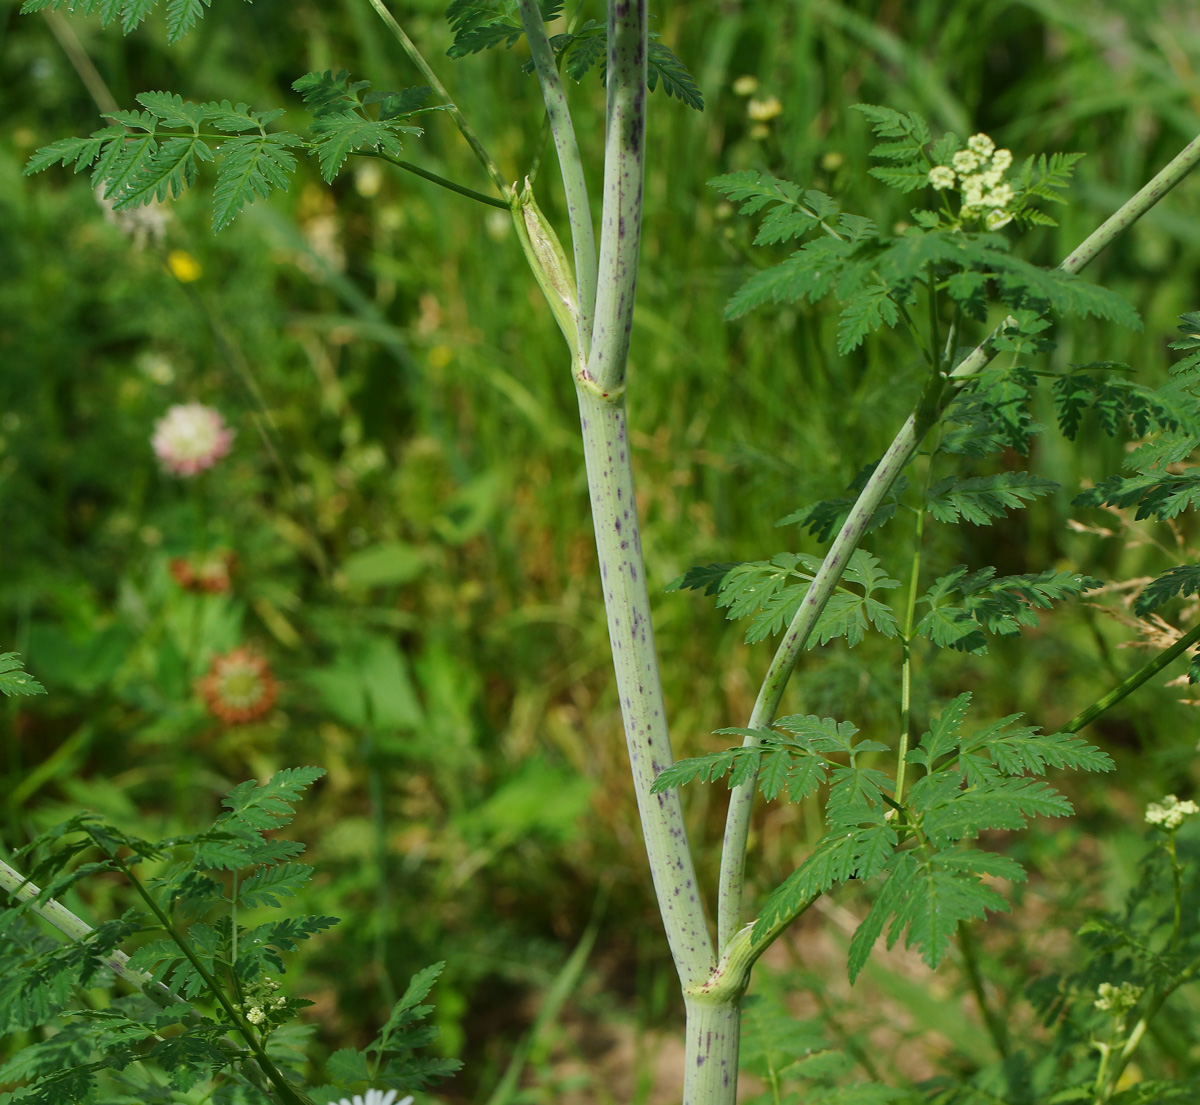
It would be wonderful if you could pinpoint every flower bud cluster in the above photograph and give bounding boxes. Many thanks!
[240,977,287,1026]
[927,133,1016,230]
[1145,794,1200,830]
[1094,980,1143,1014]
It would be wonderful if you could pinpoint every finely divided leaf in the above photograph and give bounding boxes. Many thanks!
[926,472,1059,526]
[0,653,46,697]
[211,133,300,231]
[1134,564,1200,615]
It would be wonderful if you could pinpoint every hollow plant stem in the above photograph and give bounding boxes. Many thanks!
[575,388,713,988]
[517,0,598,353]
[0,857,182,1008]
[361,0,507,193]
[716,129,1200,948]
[585,0,647,395]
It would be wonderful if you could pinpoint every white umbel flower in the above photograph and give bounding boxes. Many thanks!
[1145,794,1200,829]
[333,1092,413,1105]
[951,149,979,174]
[928,166,956,190]
[967,132,996,158]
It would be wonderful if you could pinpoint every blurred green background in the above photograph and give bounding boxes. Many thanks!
[3,0,1200,1099]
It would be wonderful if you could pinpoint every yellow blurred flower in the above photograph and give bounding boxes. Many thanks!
[167,250,202,283]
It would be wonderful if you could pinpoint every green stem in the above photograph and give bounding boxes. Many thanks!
[585,0,647,395]
[119,861,315,1105]
[0,857,183,1009]
[517,0,598,355]
[355,150,509,208]
[715,129,1200,950]
[1061,621,1200,734]
[958,921,1010,1059]
[1169,832,1183,951]
[361,0,507,193]
[576,388,713,989]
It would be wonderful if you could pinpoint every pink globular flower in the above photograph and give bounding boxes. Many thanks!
[152,403,234,476]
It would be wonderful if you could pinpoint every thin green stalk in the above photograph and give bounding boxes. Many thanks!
[1169,833,1183,950]
[366,734,398,1008]
[1061,621,1200,734]
[716,130,1200,951]
[517,0,598,354]
[361,0,507,193]
[958,921,1010,1059]
[355,150,509,209]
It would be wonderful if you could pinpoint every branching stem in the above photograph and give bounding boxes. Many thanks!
[716,130,1200,950]
[361,0,507,193]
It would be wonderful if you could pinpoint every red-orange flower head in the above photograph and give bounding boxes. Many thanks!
[200,648,277,725]
[170,549,236,594]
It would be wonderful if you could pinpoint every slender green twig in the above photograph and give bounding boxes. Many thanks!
[1061,621,1200,734]
[958,921,1010,1059]
[716,130,1200,951]
[355,150,510,208]
[362,0,507,193]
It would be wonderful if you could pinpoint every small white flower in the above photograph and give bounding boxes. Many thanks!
[985,210,1013,230]
[151,403,234,477]
[985,183,1014,208]
[967,133,996,158]
[333,1092,412,1105]
[927,165,956,190]
[962,185,985,209]
[991,148,1013,171]
[980,168,1004,188]
[951,149,979,174]
[1146,794,1200,829]
[246,1005,266,1025]
[732,74,759,97]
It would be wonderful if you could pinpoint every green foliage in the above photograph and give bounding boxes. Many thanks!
[668,549,899,646]
[0,653,45,698]
[445,0,564,56]
[25,71,434,230]
[0,771,457,1100]
[914,567,1099,654]
[450,2,704,108]
[19,0,236,43]
[925,472,1058,526]
[292,70,432,185]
